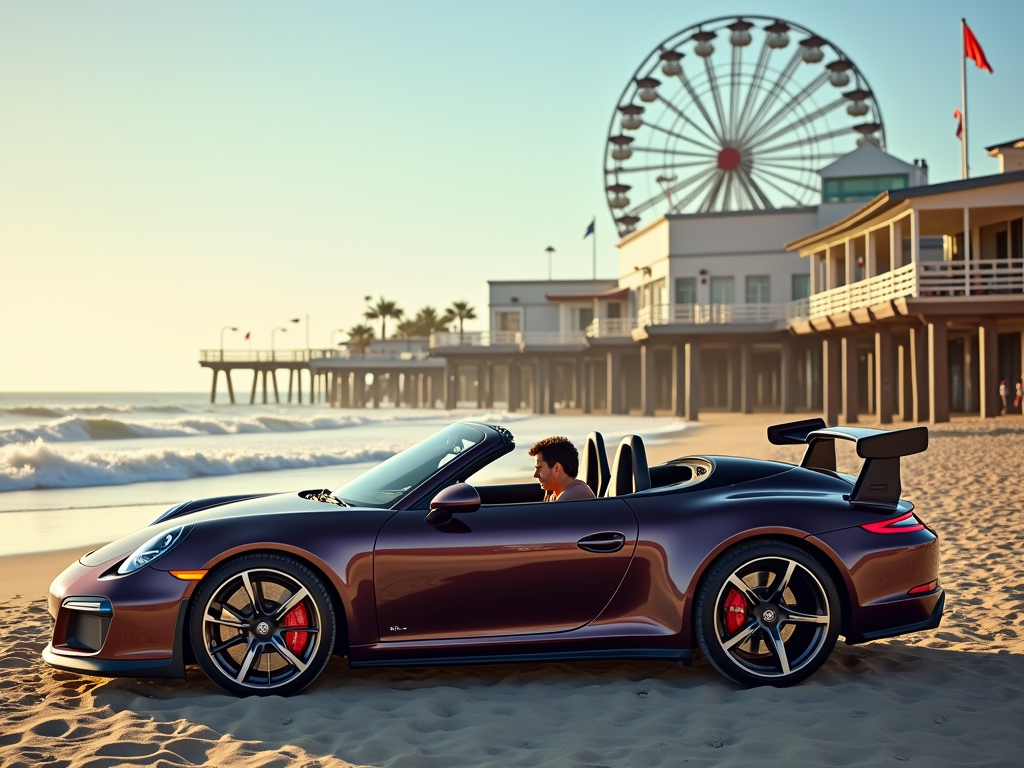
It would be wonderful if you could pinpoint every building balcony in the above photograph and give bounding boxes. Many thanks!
[635,300,810,329]
[808,258,1024,318]
[430,330,587,349]
[585,318,637,338]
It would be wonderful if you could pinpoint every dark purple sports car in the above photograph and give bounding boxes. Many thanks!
[43,418,943,695]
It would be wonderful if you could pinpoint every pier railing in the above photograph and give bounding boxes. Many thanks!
[200,348,432,363]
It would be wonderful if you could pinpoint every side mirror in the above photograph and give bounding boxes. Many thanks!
[425,482,481,525]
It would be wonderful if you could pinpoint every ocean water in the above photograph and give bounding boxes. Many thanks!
[0,393,687,555]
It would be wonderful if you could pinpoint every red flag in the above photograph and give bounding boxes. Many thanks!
[244,331,251,340]
[953,109,963,140]
[963,21,994,73]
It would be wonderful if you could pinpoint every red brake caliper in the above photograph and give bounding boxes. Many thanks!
[724,588,747,634]
[282,604,309,654]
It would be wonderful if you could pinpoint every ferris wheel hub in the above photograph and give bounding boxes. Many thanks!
[717,147,742,172]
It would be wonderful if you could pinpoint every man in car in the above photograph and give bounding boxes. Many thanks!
[529,436,596,501]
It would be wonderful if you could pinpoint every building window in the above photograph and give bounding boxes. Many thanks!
[710,277,734,305]
[792,274,810,300]
[745,275,770,304]
[823,174,908,203]
[606,302,622,318]
[495,311,521,332]
[573,307,595,330]
[675,277,697,305]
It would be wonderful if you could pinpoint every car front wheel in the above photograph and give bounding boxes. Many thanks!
[189,553,336,697]
[695,540,840,687]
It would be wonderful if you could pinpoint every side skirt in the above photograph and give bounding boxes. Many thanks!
[349,648,691,669]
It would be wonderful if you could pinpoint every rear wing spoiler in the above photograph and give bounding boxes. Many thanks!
[767,418,928,508]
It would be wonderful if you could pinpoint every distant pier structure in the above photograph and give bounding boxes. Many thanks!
[199,339,445,407]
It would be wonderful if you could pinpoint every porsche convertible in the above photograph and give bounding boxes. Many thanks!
[43,418,943,695]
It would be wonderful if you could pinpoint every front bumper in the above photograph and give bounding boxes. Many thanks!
[43,557,193,680]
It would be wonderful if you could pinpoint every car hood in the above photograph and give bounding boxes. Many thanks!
[79,491,342,567]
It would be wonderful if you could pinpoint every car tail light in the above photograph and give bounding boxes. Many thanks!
[908,580,938,595]
[283,604,309,654]
[860,512,925,534]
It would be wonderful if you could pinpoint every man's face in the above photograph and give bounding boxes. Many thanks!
[533,453,558,491]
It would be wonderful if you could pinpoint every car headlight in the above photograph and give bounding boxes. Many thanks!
[117,524,192,575]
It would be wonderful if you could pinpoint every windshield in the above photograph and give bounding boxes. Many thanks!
[332,423,486,508]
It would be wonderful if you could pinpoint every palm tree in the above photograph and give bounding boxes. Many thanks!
[346,324,375,356]
[394,318,419,339]
[364,297,404,340]
[444,300,477,344]
[414,306,450,336]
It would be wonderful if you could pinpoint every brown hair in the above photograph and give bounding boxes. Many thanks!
[529,436,580,477]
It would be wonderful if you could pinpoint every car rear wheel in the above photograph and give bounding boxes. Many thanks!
[695,540,840,687]
[189,553,336,697]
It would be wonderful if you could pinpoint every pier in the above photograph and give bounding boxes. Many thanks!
[199,349,446,407]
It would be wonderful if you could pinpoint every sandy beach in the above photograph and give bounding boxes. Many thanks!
[2,413,1023,767]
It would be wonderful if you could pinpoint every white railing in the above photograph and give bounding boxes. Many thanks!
[636,300,808,327]
[430,330,587,348]
[200,349,311,363]
[807,258,1024,317]
[918,258,1024,296]
[585,317,637,338]
[199,348,432,363]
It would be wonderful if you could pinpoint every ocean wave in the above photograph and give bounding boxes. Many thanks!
[0,413,375,446]
[0,440,400,492]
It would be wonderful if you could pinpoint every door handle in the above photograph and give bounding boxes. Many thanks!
[577,532,626,553]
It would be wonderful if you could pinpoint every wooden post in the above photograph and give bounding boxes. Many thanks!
[928,318,949,424]
[261,370,268,405]
[874,327,893,424]
[209,369,219,404]
[684,342,700,421]
[287,370,294,404]
[249,369,258,405]
[842,335,859,424]
[606,351,622,415]
[823,337,841,426]
[225,370,235,405]
[641,343,655,416]
[271,369,280,404]
[979,319,1000,417]
[781,338,795,413]
[897,342,911,422]
[910,324,929,422]
[309,368,316,405]
[740,343,754,414]
[671,344,685,417]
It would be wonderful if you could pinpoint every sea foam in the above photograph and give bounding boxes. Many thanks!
[0,413,375,446]
[0,440,399,492]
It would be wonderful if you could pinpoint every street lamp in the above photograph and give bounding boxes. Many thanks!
[271,327,288,360]
[219,326,238,361]
[545,245,555,281]
[331,328,346,352]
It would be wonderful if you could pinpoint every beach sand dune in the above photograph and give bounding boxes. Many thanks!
[2,415,1023,767]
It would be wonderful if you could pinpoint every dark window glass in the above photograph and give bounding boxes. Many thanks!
[333,424,485,507]
[823,175,908,203]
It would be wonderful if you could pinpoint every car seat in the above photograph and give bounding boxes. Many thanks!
[605,435,651,496]
[578,431,611,497]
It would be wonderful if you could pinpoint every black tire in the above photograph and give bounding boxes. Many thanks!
[189,553,336,697]
[695,540,840,688]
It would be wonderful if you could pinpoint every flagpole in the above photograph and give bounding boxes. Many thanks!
[592,219,597,280]
[960,18,969,180]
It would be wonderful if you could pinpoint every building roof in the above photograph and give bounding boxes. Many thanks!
[987,137,1024,153]
[816,142,918,179]
[785,169,1024,251]
[545,286,629,301]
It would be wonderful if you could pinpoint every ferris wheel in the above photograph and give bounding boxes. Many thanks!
[605,16,886,236]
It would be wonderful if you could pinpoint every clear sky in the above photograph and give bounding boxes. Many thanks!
[2,0,1022,392]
